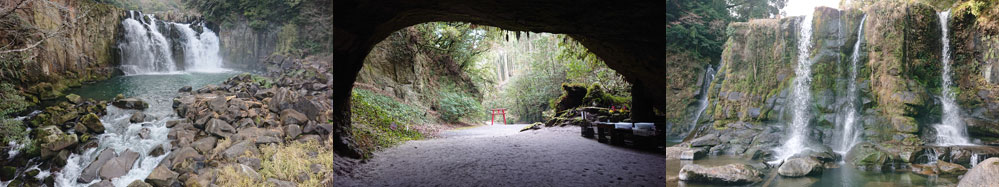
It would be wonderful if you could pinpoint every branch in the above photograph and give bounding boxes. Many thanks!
[0,0,31,20]
[0,0,86,54]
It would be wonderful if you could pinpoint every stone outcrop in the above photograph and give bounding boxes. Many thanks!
[957,157,999,187]
[678,163,763,185]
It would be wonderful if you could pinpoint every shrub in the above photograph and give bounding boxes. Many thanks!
[350,88,425,157]
[437,89,484,123]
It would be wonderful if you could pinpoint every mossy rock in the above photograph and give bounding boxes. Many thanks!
[846,142,893,171]
[65,94,82,104]
[80,113,104,133]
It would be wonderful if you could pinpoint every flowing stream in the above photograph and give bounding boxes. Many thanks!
[836,15,867,155]
[48,10,236,187]
[777,14,815,161]
[934,11,973,146]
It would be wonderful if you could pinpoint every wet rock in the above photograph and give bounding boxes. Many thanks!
[91,180,114,187]
[778,157,823,177]
[0,166,15,181]
[81,113,105,133]
[100,149,140,180]
[150,145,166,157]
[284,124,302,139]
[79,148,115,182]
[912,164,938,176]
[130,111,146,123]
[179,86,192,92]
[43,133,78,152]
[54,150,71,166]
[145,165,178,187]
[127,180,153,187]
[74,123,89,135]
[113,98,149,110]
[168,147,204,174]
[958,157,999,187]
[937,161,967,175]
[678,163,763,185]
[689,134,720,147]
[846,142,891,171]
[223,141,261,158]
[139,128,151,139]
[206,118,236,138]
[66,94,83,104]
[280,109,308,125]
[191,137,218,154]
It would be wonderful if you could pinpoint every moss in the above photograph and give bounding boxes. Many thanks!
[349,88,426,158]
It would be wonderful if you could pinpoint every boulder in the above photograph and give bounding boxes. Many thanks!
[284,125,302,139]
[778,157,824,177]
[79,148,115,183]
[280,109,308,126]
[937,161,968,175]
[269,88,297,112]
[113,98,149,110]
[168,147,204,174]
[138,128,151,139]
[178,86,192,92]
[130,111,146,123]
[678,163,763,185]
[145,165,178,187]
[43,133,78,152]
[127,180,153,187]
[206,119,236,138]
[91,180,114,187]
[846,142,891,171]
[222,141,261,158]
[0,166,15,181]
[100,149,140,180]
[66,94,83,104]
[238,157,262,170]
[237,164,263,181]
[80,113,105,133]
[255,136,282,144]
[267,178,296,187]
[958,157,999,187]
[149,145,166,157]
[689,134,720,147]
[191,137,218,154]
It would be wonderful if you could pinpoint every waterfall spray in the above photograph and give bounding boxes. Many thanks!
[837,15,867,155]
[777,14,816,161]
[934,11,973,146]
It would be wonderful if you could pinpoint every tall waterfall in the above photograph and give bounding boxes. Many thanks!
[934,11,973,146]
[688,64,716,134]
[119,11,226,75]
[836,15,867,155]
[777,14,815,161]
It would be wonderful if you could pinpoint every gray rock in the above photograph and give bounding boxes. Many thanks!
[690,134,720,147]
[90,180,114,187]
[206,118,236,138]
[237,164,263,181]
[267,178,295,187]
[238,157,262,170]
[178,86,192,92]
[80,113,105,133]
[167,147,203,174]
[280,109,308,126]
[958,157,999,187]
[127,180,153,187]
[149,145,166,157]
[208,96,228,113]
[223,141,261,158]
[79,148,116,183]
[66,94,83,104]
[284,124,302,139]
[937,161,967,176]
[846,142,891,171]
[100,149,140,180]
[130,111,146,123]
[236,118,255,128]
[681,149,707,160]
[145,164,178,187]
[138,127,151,139]
[255,136,282,144]
[678,163,763,185]
[778,157,823,177]
[191,137,218,154]
[113,98,149,110]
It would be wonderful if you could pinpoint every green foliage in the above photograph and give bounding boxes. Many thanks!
[96,0,185,12]
[184,0,301,30]
[0,83,29,117]
[414,22,494,71]
[727,0,787,21]
[350,88,424,156]
[437,87,484,123]
[667,0,733,60]
[249,74,273,88]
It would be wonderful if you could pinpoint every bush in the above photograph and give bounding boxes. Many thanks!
[437,89,484,123]
[350,88,425,157]
[0,83,30,145]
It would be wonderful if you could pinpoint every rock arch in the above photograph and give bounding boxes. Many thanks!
[331,0,665,157]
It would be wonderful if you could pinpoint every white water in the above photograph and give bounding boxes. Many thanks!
[934,11,973,146]
[119,11,227,75]
[777,14,816,161]
[54,106,173,187]
[970,153,981,168]
[688,64,716,134]
[836,15,867,155]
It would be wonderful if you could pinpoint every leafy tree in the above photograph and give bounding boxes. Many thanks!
[184,0,302,29]
[728,0,788,21]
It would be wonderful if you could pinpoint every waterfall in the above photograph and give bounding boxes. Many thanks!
[934,11,973,146]
[777,14,815,161]
[970,153,981,168]
[118,11,227,75]
[119,11,176,75]
[836,15,867,155]
[687,64,716,134]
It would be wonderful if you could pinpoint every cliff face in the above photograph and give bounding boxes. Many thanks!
[950,0,999,144]
[217,17,278,71]
[0,0,124,101]
[682,2,958,160]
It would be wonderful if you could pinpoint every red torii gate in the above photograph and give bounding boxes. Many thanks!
[489,108,507,125]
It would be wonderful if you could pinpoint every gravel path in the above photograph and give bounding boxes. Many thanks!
[334,125,666,187]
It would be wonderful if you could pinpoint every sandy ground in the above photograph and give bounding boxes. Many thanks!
[334,125,666,187]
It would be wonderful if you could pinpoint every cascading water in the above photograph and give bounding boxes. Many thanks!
[836,15,867,155]
[687,64,717,134]
[119,11,227,75]
[777,14,815,161]
[119,11,176,75]
[934,11,973,146]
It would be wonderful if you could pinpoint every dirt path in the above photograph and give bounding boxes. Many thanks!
[334,125,666,187]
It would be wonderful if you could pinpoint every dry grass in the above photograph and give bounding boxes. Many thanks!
[259,139,336,187]
[215,164,266,187]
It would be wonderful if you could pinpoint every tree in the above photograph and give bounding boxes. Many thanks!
[728,0,788,21]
